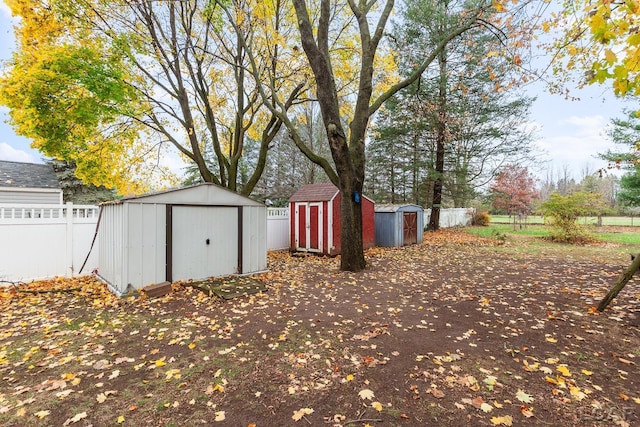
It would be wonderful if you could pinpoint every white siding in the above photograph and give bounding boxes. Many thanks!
[0,188,63,204]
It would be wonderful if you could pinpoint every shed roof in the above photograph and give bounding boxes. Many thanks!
[375,203,423,213]
[105,182,264,206]
[0,160,60,189]
[289,183,339,202]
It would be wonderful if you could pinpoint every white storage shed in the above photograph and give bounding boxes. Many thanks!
[97,183,267,296]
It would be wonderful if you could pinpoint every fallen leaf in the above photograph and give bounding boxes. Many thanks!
[557,365,571,377]
[490,415,513,426]
[292,408,314,421]
[480,402,493,413]
[214,411,225,421]
[570,386,587,401]
[371,401,383,412]
[117,415,125,424]
[521,406,534,418]
[470,396,484,409]
[63,411,87,426]
[34,410,50,419]
[516,390,534,403]
[359,389,375,400]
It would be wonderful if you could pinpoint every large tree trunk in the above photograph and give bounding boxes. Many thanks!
[428,41,448,231]
[339,175,366,271]
[291,0,372,272]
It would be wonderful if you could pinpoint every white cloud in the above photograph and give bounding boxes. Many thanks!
[0,3,11,18]
[0,142,36,163]
[534,114,617,179]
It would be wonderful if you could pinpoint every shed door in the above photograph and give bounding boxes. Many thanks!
[403,212,417,246]
[296,204,307,249]
[308,203,322,251]
[295,202,323,252]
[171,206,239,281]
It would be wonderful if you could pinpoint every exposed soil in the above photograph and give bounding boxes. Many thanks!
[1,228,639,427]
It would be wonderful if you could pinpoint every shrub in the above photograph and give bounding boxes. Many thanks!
[472,210,491,226]
[538,192,597,243]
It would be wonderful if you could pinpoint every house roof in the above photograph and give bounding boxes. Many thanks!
[0,160,61,189]
[289,182,339,202]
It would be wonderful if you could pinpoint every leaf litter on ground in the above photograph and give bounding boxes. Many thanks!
[0,228,639,426]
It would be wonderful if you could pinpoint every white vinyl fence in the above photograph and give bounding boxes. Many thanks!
[0,203,100,283]
[425,208,475,228]
[267,207,290,250]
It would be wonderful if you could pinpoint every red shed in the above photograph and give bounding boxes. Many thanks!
[288,183,375,255]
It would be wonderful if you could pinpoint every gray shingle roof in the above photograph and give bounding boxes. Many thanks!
[0,160,61,189]
[288,183,339,202]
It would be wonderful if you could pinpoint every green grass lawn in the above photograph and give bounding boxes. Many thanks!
[490,214,640,227]
[468,222,640,246]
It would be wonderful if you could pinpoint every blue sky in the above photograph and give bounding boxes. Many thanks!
[0,3,632,183]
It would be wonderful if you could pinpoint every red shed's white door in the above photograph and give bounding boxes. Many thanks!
[171,206,238,281]
[295,202,323,252]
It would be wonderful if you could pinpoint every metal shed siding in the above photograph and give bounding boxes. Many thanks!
[98,203,126,294]
[125,203,166,291]
[98,184,266,295]
[374,204,424,247]
[374,212,398,247]
[242,205,267,274]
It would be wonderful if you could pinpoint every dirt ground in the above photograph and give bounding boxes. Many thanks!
[1,228,639,426]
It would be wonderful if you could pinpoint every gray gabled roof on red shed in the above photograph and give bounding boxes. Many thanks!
[289,183,339,202]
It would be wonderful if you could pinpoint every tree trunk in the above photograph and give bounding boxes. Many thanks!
[597,253,640,311]
[339,182,366,271]
[428,39,447,231]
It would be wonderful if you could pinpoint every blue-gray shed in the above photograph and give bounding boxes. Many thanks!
[374,204,424,247]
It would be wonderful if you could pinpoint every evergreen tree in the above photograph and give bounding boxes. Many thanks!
[48,159,116,204]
